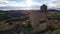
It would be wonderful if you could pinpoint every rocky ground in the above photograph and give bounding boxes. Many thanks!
[0,22,60,34]
[0,11,60,34]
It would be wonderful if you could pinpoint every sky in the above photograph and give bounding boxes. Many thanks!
[0,0,60,10]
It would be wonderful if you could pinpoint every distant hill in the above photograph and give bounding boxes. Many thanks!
[0,9,60,12]
[48,9,58,11]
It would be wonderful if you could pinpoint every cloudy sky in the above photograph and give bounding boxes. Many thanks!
[0,0,60,10]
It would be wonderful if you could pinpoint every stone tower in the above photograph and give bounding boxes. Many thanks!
[40,4,48,21]
[29,4,48,29]
[40,4,50,28]
[40,4,47,13]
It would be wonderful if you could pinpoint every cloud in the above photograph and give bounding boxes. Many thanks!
[7,1,25,7]
[0,0,26,7]
[33,0,60,9]
[0,0,7,2]
[0,0,60,10]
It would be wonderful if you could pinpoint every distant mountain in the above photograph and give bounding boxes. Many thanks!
[48,9,57,11]
[48,7,60,11]
[48,9,60,12]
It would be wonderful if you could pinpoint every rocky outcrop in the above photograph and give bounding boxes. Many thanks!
[52,29,60,34]
[33,23,48,32]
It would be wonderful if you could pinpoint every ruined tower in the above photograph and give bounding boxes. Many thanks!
[40,4,47,13]
[40,4,48,21]
[29,4,48,29]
